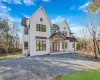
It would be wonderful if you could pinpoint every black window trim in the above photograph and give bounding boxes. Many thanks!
[24,41,28,50]
[36,41,46,51]
[36,24,46,32]
[24,27,28,35]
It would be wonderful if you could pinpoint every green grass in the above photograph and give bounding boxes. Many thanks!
[54,70,100,80]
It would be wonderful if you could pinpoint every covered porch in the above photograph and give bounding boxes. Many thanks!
[50,32,67,53]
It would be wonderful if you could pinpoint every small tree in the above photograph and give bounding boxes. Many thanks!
[0,18,10,58]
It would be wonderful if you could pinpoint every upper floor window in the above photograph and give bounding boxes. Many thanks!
[40,18,43,22]
[24,27,28,35]
[36,24,46,32]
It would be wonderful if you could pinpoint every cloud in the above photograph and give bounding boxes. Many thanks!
[2,0,11,3]
[1,0,50,5]
[42,0,49,2]
[70,24,90,37]
[0,3,11,13]
[13,0,22,4]
[1,0,36,5]
[78,2,90,12]
[23,0,36,5]
[52,16,65,24]
[21,13,30,18]
[70,5,76,10]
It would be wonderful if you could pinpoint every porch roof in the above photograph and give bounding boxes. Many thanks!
[49,32,77,41]
[35,36,47,39]
[49,32,66,39]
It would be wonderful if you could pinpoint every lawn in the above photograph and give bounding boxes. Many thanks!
[0,51,22,60]
[54,69,100,80]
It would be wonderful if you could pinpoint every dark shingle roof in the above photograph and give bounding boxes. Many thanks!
[21,17,28,27]
[51,24,59,29]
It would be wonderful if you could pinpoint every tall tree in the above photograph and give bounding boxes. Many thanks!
[86,0,100,58]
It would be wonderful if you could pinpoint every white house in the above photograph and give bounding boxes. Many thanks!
[21,6,76,56]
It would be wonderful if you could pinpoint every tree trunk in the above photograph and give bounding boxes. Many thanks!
[95,40,100,54]
[93,35,97,58]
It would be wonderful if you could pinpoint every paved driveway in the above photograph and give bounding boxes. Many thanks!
[0,53,100,80]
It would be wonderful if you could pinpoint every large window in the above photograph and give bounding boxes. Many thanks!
[65,42,67,49]
[36,41,46,51]
[73,43,75,48]
[62,42,64,49]
[36,24,46,32]
[24,42,28,50]
[24,27,28,35]
[62,42,67,49]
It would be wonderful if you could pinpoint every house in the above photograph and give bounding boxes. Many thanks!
[21,6,76,56]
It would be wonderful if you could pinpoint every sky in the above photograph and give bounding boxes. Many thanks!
[0,0,91,38]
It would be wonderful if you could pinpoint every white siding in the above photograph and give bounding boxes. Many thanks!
[60,40,74,52]
[29,7,51,56]
[59,21,70,37]
[22,6,75,56]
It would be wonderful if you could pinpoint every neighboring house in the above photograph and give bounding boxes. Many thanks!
[21,6,76,56]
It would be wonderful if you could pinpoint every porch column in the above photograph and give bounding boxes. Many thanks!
[58,39,60,51]
[64,40,65,52]
[50,39,53,53]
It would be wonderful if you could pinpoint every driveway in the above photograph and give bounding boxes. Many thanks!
[0,53,100,80]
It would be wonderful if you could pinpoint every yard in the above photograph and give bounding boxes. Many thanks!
[0,53,100,80]
[0,51,22,60]
[54,69,100,80]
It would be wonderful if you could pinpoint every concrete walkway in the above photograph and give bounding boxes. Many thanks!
[0,53,100,80]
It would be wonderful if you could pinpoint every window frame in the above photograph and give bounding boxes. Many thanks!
[36,24,46,32]
[62,42,64,49]
[73,42,75,48]
[36,41,46,51]
[24,41,28,50]
[65,42,67,49]
[40,18,43,22]
[24,27,28,35]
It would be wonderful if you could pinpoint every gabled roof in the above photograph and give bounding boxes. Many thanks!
[59,20,71,33]
[30,6,52,26]
[49,32,66,39]
[49,32,77,41]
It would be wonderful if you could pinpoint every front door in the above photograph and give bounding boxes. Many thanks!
[53,42,57,51]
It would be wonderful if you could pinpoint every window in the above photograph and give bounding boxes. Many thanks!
[62,42,64,49]
[42,25,46,32]
[36,24,46,32]
[40,18,43,22]
[24,42,28,50]
[62,31,67,36]
[73,43,75,48]
[24,27,28,35]
[36,24,40,31]
[65,42,67,49]
[36,41,46,51]
[64,27,66,29]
